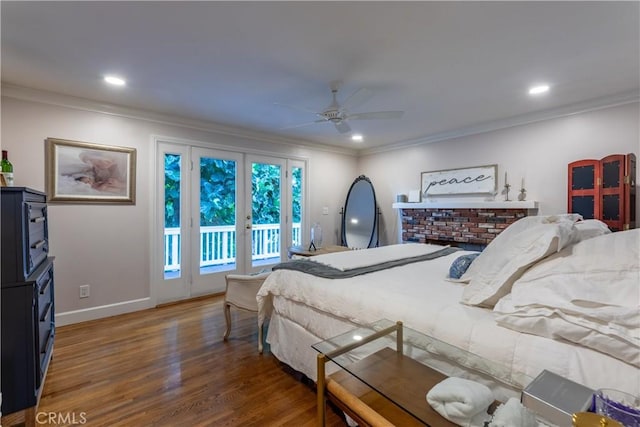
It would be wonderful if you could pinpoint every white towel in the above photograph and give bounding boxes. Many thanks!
[426,377,494,427]
[489,398,538,427]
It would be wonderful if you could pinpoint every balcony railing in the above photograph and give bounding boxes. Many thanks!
[164,223,301,272]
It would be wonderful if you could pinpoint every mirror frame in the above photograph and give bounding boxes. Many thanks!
[341,175,379,248]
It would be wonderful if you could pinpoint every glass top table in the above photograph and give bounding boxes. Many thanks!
[312,319,532,426]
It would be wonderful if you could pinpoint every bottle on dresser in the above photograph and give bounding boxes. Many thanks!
[1,150,14,186]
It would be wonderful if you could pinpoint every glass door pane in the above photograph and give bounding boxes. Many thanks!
[192,148,244,295]
[164,153,182,280]
[291,162,304,247]
[156,141,190,304]
[199,157,237,273]
[248,156,285,269]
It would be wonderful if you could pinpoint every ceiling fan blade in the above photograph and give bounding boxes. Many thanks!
[280,119,326,130]
[346,111,404,120]
[334,121,351,134]
[341,88,374,111]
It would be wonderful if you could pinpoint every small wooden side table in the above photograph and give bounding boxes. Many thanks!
[287,244,350,258]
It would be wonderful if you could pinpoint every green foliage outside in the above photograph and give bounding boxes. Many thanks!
[251,163,280,224]
[200,158,237,226]
[164,154,181,228]
[291,167,302,223]
[164,155,302,227]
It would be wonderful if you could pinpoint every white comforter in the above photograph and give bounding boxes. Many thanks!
[257,243,640,398]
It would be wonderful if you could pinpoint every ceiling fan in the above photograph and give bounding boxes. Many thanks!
[279,82,404,134]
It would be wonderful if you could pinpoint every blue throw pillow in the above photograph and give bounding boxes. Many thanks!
[449,253,480,279]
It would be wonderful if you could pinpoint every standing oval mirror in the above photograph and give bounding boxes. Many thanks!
[341,175,379,249]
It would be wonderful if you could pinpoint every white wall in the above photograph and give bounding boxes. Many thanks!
[359,102,640,245]
[3,90,638,325]
[1,94,358,323]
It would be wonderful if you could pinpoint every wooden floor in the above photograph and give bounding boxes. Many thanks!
[3,296,346,427]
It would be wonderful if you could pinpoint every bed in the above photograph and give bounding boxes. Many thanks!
[257,215,640,403]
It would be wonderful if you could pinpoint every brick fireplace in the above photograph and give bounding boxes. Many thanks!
[395,202,538,250]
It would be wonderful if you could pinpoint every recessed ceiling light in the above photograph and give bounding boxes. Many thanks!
[528,84,550,95]
[104,75,126,86]
[351,134,363,142]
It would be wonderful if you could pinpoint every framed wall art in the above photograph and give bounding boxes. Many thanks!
[45,138,136,204]
[421,164,497,199]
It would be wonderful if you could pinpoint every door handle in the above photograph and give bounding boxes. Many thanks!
[245,225,252,229]
[246,215,251,220]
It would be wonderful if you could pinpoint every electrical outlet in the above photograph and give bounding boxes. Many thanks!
[322,206,329,215]
[79,284,90,298]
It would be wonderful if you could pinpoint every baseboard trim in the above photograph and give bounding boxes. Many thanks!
[55,297,154,326]
[155,292,224,308]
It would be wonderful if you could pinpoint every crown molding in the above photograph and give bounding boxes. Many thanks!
[1,83,358,157]
[4,83,636,159]
[359,90,640,156]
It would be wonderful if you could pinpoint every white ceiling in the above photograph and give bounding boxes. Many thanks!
[2,1,639,152]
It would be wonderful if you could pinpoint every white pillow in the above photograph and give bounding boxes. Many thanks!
[494,229,640,366]
[573,219,611,242]
[460,217,579,308]
[460,214,581,283]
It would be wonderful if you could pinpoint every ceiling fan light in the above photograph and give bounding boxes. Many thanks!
[528,84,549,95]
[104,75,126,86]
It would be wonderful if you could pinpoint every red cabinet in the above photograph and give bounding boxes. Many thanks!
[568,154,636,231]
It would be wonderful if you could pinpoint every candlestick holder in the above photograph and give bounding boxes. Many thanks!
[518,187,527,201]
[503,183,511,201]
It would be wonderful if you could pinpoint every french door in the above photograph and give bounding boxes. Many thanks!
[155,141,305,304]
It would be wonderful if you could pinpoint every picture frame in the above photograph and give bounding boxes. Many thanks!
[45,138,136,204]
[421,164,497,199]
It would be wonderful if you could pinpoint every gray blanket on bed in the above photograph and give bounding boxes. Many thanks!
[272,246,460,279]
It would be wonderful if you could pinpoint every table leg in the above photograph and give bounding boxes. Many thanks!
[396,321,403,356]
[317,353,327,427]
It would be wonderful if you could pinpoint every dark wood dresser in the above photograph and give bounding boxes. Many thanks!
[1,187,55,419]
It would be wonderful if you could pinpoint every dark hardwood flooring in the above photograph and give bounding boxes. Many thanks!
[3,296,346,426]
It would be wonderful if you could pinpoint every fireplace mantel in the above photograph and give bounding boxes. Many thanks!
[392,201,538,209]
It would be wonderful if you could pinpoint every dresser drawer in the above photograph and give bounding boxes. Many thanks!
[35,263,54,352]
[36,267,53,312]
[38,301,53,354]
[25,202,49,277]
[36,305,55,378]
[34,262,54,390]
